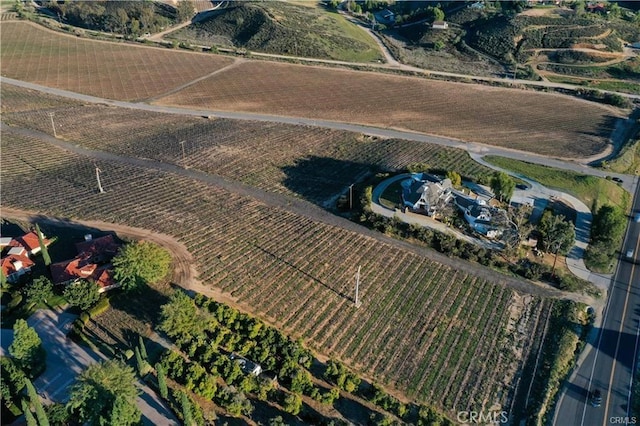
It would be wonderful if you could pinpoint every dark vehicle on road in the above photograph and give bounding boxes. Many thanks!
[590,389,602,407]
[612,177,623,183]
[516,183,528,190]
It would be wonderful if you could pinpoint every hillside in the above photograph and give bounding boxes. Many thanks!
[169,2,383,62]
[381,3,640,92]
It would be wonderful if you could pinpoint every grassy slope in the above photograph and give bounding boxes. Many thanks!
[484,156,629,212]
[606,138,640,175]
[173,2,382,62]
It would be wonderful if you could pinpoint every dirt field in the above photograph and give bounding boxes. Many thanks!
[0,21,234,101]
[154,60,620,158]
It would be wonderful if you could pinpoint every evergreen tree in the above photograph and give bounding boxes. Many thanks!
[135,347,145,376]
[9,319,45,376]
[180,391,193,426]
[138,335,148,360]
[156,363,168,399]
[26,379,49,426]
[22,400,37,426]
[35,224,51,266]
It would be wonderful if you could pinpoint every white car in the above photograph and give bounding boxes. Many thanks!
[635,213,640,223]
[627,249,635,259]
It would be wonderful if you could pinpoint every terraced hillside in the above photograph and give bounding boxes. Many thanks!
[170,1,383,62]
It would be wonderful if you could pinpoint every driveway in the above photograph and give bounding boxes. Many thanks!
[0,309,178,425]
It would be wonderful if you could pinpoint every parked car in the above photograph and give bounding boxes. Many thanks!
[515,183,528,190]
[590,389,602,407]
[612,177,623,183]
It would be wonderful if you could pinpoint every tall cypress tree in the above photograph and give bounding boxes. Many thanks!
[134,347,145,377]
[21,400,37,426]
[180,391,193,426]
[26,379,49,426]
[35,224,51,266]
[156,363,168,399]
[138,335,148,360]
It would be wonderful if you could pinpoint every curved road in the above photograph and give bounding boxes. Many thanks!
[2,77,636,194]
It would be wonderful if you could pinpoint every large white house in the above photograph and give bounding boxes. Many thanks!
[401,173,453,216]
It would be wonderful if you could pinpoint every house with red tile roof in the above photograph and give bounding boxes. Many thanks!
[8,231,51,256]
[1,254,35,284]
[50,234,122,292]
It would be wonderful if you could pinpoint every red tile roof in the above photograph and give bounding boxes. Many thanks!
[75,235,119,259]
[8,231,50,253]
[51,255,117,290]
[1,254,34,278]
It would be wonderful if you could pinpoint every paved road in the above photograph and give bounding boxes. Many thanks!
[553,182,640,426]
[2,77,635,193]
[0,309,178,425]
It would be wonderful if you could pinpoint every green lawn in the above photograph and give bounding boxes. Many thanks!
[380,179,403,210]
[484,156,630,212]
[605,139,640,175]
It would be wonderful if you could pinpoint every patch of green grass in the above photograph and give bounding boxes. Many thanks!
[484,156,630,212]
[380,180,403,210]
[605,138,640,175]
[544,75,640,95]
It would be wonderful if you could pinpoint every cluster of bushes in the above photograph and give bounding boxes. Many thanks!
[520,300,589,424]
[585,205,627,271]
[359,208,499,266]
[159,291,450,423]
[576,89,633,108]
[44,0,176,35]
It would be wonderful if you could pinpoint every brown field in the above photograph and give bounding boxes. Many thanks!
[2,126,549,419]
[155,60,620,158]
[0,21,234,101]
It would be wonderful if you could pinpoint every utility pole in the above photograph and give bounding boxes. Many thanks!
[47,112,57,137]
[95,166,105,193]
[354,266,361,308]
[179,140,186,164]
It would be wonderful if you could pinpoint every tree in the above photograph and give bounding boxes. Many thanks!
[35,224,51,266]
[156,363,168,399]
[9,319,45,377]
[283,393,302,416]
[180,391,194,426]
[490,172,515,203]
[138,335,148,361]
[22,400,37,426]
[63,280,100,311]
[431,6,445,21]
[1,356,26,410]
[539,211,575,276]
[25,276,54,307]
[112,241,171,291]
[445,170,461,187]
[67,360,140,426]
[176,0,194,22]
[135,347,150,377]
[160,291,215,345]
[25,379,49,426]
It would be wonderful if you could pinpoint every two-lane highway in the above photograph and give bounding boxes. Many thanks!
[554,183,640,425]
